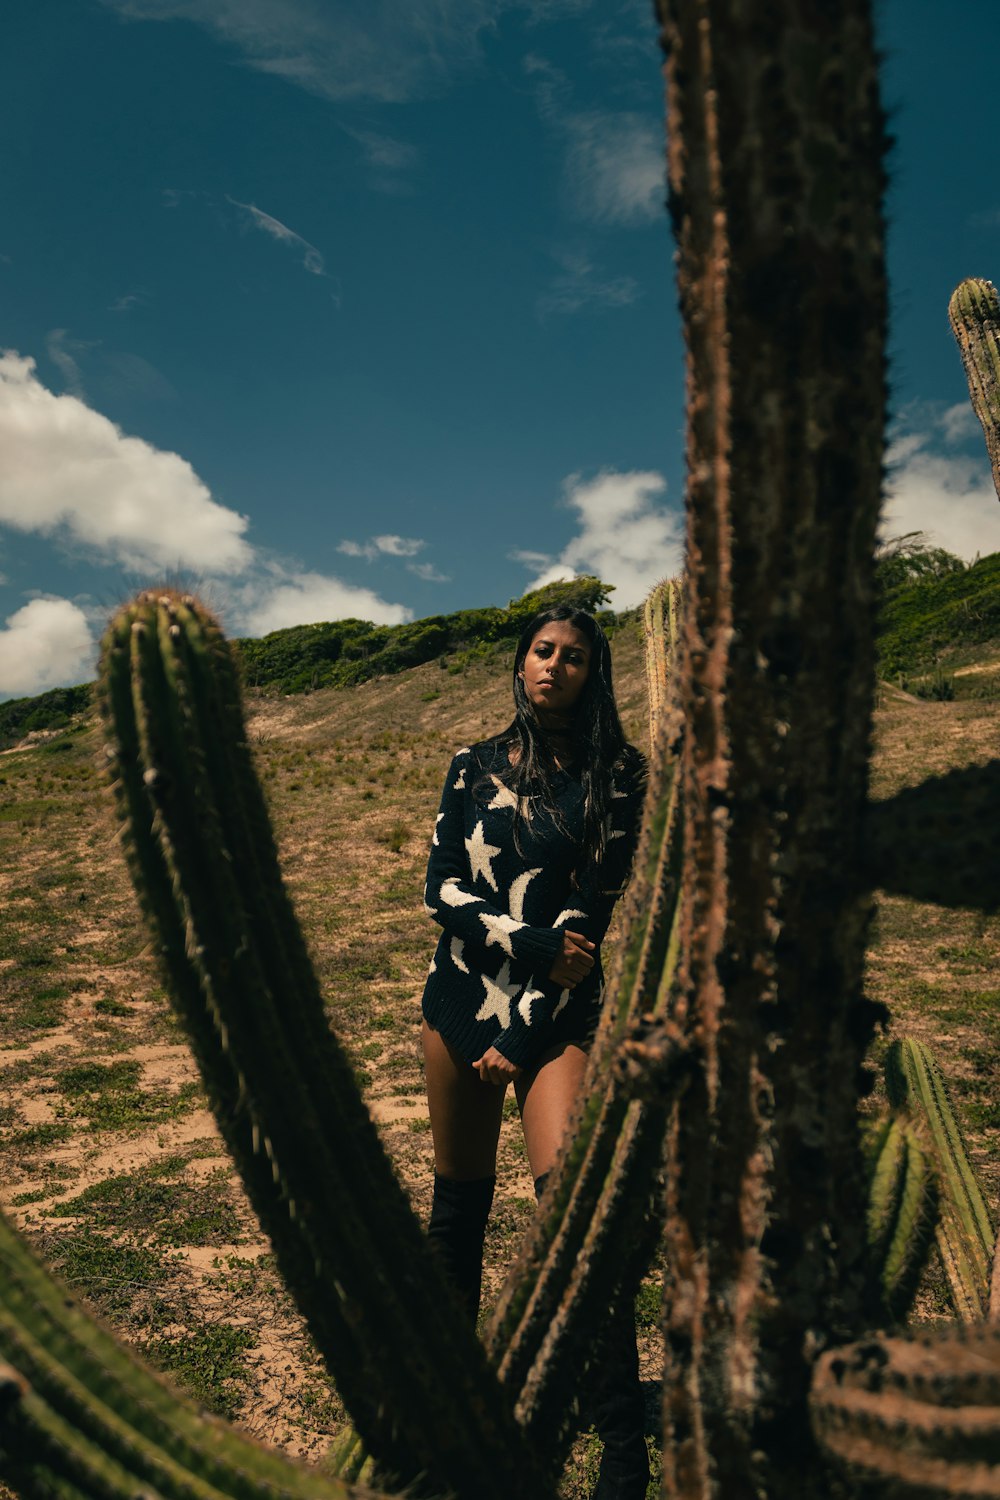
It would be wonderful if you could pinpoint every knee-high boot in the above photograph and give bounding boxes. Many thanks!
[426,1172,496,1326]
[533,1172,649,1500]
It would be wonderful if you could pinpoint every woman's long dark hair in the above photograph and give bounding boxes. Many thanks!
[488,605,641,874]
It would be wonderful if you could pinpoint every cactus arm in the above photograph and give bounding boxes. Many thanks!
[97,591,547,1500]
[948,276,1000,502]
[885,1039,994,1321]
[643,578,683,741]
[0,1213,388,1500]
[811,1326,1000,1495]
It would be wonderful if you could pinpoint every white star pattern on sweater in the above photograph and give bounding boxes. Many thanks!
[518,980,545,1025]
[554,908,587,927]
[439,878,481,909]
[478,910,526,956]
[486,777,519,811]
[454,766,466,790]
[474,960,520,1029]
[465,821,501,891]
[432,813,444,846]
[552,987,571,1019]
[508,868,541,922]
[450,937,469,973]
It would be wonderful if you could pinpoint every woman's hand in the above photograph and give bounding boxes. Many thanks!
[548,929,596,988]
[472,1046,522,1086]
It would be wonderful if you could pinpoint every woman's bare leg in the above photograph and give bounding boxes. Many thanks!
[422,1019,507,1179]
[515,1039,589,1181]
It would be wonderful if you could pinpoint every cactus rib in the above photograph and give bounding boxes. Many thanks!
[811,1326,1000,1495]
[885,1038,994,1321]
[948,277,1000,502]
[0,1213,384,1500]
[97,590,546,1500]
[864,1117,938,1323]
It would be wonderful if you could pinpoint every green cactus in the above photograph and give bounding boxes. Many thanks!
[0,1209,385,1500]
[642,577,682,740]
[810,1324,1000,1493]
[885,1038,995,1321]
[863,1117,938,1323]
[95,589,546,1500]
[948,276,1000,502]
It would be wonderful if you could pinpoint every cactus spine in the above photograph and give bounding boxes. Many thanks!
[811,1325,1000,1494]
[96,590,546,1500]
[643,578,682,739]
[885,1038,995,1321]
[948,277,1000,502]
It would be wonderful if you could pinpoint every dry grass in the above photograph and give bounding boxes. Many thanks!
[0,621,996,1492]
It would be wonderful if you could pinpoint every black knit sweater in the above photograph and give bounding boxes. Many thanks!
[420,736,645,1068]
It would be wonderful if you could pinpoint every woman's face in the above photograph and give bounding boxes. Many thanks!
[519,619,592,714]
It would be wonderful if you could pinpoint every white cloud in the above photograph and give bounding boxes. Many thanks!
[882,406,1000,561]
[519,469,683,607]
[0,350,252,573]
[233,570,411,635]
[227,197,326,276]
[337,533,426,561]
[562,111,663,225]
[408,560,450,582]
[100,0,503,104]
[537,248,639,319]
[0,598,95,698]
[523,55,664,227]
[46,329,91,398]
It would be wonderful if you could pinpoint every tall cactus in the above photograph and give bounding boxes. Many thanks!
[948,276,1000,501]
[654,0,888,1494]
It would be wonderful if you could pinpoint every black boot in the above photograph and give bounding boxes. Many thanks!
[588,1293,649,1500]
[532,1173,648,1500]
[426,1172,496,1326]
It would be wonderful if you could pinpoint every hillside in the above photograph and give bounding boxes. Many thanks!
[0,615,997,1493]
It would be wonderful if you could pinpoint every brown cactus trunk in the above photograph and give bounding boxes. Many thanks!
[656,2,889,1495]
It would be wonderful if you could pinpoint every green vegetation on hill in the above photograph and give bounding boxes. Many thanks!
[877,548,1000,684]
[234,575,615,695]
[0,683,92,751]
[4,549,999,748]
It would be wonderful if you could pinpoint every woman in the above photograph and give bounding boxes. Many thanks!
[420,604,648,1499]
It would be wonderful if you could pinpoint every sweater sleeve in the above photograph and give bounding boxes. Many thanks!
[424,750,563,976]
[490,754,647,1068]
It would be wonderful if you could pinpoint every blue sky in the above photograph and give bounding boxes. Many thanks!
[2,0,999,699]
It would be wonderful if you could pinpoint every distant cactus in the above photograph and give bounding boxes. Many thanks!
[885,1038,995,1321]
[948,276,1000,501]
[864,1116,938,1323]
[811,1324,1000,1495]
[642,578,682,739]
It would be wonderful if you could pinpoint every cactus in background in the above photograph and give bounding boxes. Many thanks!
[95,589,546,1500]
[810,1324,1000,1494]
[948,277,1000,501]
[484,576,689,1459]
[885,1038,995,1321]
[863,1116,938,1323]
[654,0,889,1492]
[643,577,683,740]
